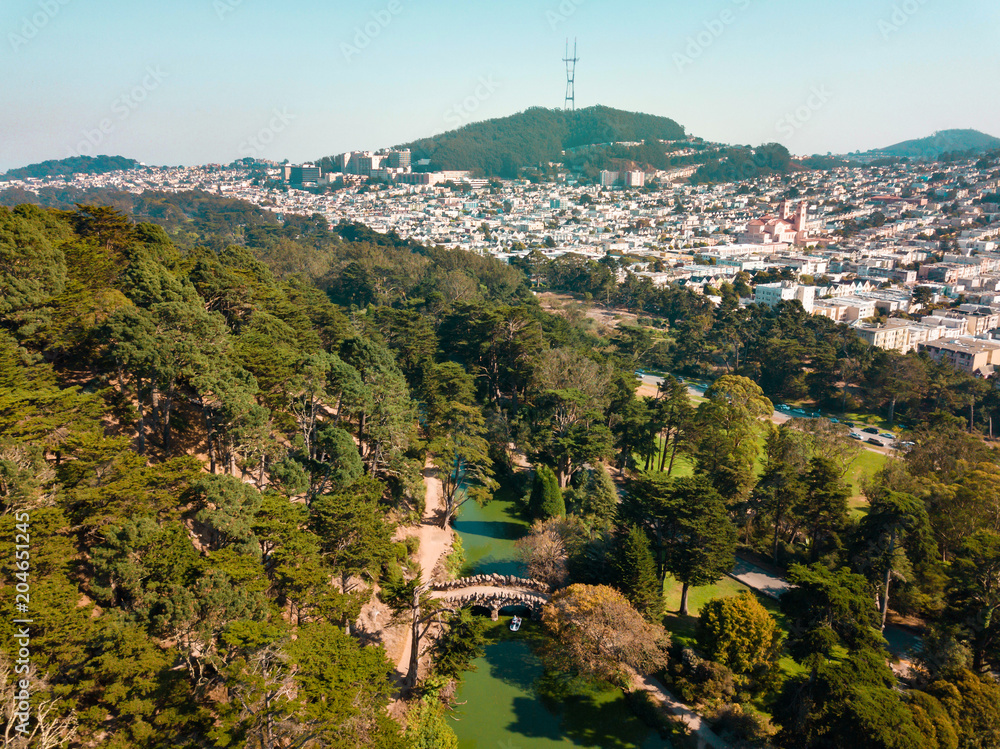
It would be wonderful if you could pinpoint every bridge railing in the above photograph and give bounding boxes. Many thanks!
[431,573,551,594]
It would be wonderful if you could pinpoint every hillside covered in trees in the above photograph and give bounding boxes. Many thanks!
[3,195,1000,747]
[2,155,140,181]
[873,129,1000,160]
[351,105,687,178]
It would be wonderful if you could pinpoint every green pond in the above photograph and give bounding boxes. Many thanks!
[449,494,670,748]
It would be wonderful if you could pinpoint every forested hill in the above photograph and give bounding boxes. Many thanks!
[865,129,1000,160]
[349,105,686,177]
[2,155,140,180]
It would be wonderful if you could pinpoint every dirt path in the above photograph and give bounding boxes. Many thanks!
[626,668,730,748]
[393,460,454,678]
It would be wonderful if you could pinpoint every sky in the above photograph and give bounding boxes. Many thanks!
[1,0,999,171]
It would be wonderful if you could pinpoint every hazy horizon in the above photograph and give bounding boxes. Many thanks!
[2,0,998,171]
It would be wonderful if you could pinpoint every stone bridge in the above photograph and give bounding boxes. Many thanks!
[428,573,551,621]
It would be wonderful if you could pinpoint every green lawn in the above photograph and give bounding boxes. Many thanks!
[846,448,888,494]
[635,425,891,507]
[659,574,812,689]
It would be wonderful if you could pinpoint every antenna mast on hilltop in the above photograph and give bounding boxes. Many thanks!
[563,38,579,111]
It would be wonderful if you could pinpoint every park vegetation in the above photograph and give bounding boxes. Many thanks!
[1,194,999,747]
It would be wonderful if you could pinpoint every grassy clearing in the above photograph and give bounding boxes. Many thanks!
[659,575,811,686]
[636,421,891,496]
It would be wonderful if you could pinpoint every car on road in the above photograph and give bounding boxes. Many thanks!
[862,426,880,434]
[849,433,863,440]
[866,437,883,446]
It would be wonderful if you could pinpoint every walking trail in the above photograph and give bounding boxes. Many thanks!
[394,459,453,678]
[625,667,730,749]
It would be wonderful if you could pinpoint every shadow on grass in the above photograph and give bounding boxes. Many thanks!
[662,612,699,647]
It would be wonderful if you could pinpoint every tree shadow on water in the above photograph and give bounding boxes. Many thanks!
[484,640,543,693]
[453,518,526,541]
[507,672,662,748]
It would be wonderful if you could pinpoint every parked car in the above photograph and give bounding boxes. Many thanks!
[862,427,880,435]
[829,417,840,423]
[844,421,856,427]
[849,433,863,441]
[880,432,896,439]
[866,437,883,446]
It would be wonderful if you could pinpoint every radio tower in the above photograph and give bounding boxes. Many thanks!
[563,38,579,111]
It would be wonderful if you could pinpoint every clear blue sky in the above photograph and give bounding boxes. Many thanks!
[1,0,998,171]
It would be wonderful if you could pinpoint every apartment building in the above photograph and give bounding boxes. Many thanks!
[919,339,1000,375]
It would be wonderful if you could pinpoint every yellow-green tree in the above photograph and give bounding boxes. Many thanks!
[697,592,781,676]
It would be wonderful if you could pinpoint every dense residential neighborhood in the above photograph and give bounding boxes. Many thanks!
[7,149,1000,373]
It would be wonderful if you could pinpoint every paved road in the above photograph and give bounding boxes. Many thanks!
[729,555,923,660]
[637,374,894,456]
[730,558,792,599]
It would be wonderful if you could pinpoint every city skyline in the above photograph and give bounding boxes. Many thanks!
[2,0,999,171]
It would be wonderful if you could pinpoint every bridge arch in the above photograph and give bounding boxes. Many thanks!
[429,573,551,621]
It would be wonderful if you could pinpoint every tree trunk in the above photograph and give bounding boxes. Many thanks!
[666,437,680,476]
[880,564,892,631]
[204,404,216,474]
[161,387,174,451]
[135,380,147,455]
[888,396,896,425]
[440,502,453,530]
[406,594,421,690]
[880,532,897,631]
[772,515,782,565]
[679,582,691,616]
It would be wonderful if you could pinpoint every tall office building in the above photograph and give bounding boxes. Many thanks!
[387,149,411,170]
[285,164,322,185]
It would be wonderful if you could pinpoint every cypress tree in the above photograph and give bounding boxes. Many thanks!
[530,465,565,519]
[581,464,619,526]
[613,525,662,620]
